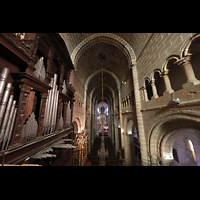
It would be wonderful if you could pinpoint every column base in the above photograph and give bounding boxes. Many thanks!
[183,79,200,88]
[164,89,174,96]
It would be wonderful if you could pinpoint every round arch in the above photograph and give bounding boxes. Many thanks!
[149,112,200,165]
[71,33,136,68]
[85,68,121,90]
[162,55,180,72]
[73,117,82,133]
[181,33,200,57]
[72,121,78,134]
[90,83,115,99]
[127,119,135,135]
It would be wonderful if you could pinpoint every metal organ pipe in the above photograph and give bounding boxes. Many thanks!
[0,68,18,152]
[43,74,59,135]
[1,100,16,150]
[43,78,53,135]
[0,83,12,126]
[0,68,9,103]
[0,95,13,144]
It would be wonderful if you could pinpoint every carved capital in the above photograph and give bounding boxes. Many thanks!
[20,84,31,94]
[174,54,192,66]
[128,61,137,69]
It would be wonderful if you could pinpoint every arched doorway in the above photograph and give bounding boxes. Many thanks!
[125,120,141,166]
[149,115,200,166]
[72,121,78,134]
[161,128,200,166]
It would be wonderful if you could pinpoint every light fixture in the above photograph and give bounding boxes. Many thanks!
[98,52,106,135]
[168,98,181,104]
[163,155,173,160]
[128,131,132,135]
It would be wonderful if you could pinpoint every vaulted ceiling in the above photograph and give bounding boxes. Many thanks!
[59,33,146,104]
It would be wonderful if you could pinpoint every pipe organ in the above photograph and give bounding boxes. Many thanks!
[0,33,75,165]
[33,57,46,83]
[43,74,59,135]
[0,68,17,151]
[21,113,38,143]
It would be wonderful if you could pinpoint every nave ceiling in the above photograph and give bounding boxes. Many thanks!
[59,33,142,101]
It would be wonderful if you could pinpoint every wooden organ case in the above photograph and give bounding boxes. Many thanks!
[0,33,75,165]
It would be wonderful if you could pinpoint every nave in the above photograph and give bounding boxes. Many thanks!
[1,33,200,166]
[87,136,119,166]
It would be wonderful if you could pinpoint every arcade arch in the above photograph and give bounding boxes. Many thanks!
[149,114,200,166]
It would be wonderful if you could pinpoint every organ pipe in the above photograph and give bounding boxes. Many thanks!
[43,74,59,135]
[1,100,16,150]
[21,112,38,143]
[0,68,17,152]
[0,68,9,103]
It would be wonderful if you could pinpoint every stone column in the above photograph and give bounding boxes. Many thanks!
[151,79,159,98]
[118,88,124,149]
[162,70,174,94]
[142,85,149,101]
[130,63,149,166]
[175,54,200,88]
[114,113,119,156]
[124,134,135,166]
[83,89,87,127]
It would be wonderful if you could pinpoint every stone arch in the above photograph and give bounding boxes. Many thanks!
[127,119,135,135]
[85,68,121,90]
[181,33,200,58]
[71,33,136,68]
[73,117,81,133]
[152,69,165,97]
[162,55,180,72]
[148,112,200,165]
[183,33,200,81]
[163,55,187,91]
[160,128,200,166]
[90,84,115,99]
[72,121,78,134]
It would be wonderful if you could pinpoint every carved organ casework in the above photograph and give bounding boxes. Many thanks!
[0,33,75,165]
